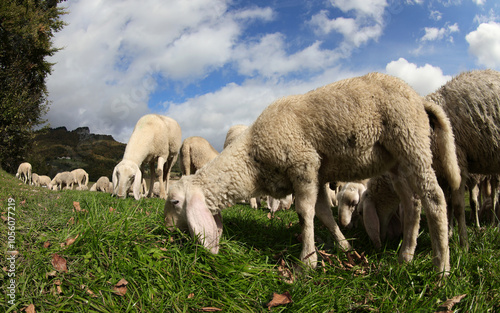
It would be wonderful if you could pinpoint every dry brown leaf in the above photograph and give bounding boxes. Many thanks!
[277,259,295,284]
[67,217,75,225]
[109,207,115,213]
[1,215,7,222]
[438,294,467,311]
[43,241,51,248]
[51,254,68,272]
[267,291,292,309]
[113,278,129,296]
[201,307,222,312]
[73,201,81,212]
[187,293,195,299]
[23,304,36,313]
[46,270,57,278]
[65,234,79,247]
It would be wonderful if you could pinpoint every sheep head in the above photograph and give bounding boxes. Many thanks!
[164,177,222,254]
[112,160,142,200]
[338,183,366,229]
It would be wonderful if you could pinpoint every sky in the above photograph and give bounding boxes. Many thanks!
[45,0,500,151]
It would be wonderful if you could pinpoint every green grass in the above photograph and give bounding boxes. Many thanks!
[1,168,500,312]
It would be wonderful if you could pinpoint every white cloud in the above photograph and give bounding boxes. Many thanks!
[309,0,387,50]
[385,58,451,95]
[466,22,500,69]
[421,23,459,42]
[429,10,442,21]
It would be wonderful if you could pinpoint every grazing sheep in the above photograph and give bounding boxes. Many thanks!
[426,69,500,235]
[16,162,32,184]
[337,180,368,229]
[113,114,182,200]
[37,175,51,188]
[49,172,76,190]
[31,173,39,186]
[71,169,89,189]
[180,136,219,176]
[92,176,111,193]
[165,72,459,274]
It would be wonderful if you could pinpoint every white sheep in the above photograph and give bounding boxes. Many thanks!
[91,176,111,193]
[49,172,76,190]
[71,169,89,189]
[164,72,459,274]
[37,175,51,188]
[337,180,368,229]
[31,173,39,186]
[180,136,219,176]
[112,114,182,200]
[223,125,248,149]
[16,162,32,184]
[426,69,500,236]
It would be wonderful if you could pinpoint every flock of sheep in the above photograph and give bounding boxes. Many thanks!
[16,70,500,277]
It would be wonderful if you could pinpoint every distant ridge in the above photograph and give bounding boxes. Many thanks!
[27,126,126,181]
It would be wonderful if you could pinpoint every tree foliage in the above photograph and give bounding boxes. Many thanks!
[0,0,66,172]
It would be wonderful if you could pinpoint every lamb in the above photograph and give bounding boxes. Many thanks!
[71,169,89,189]
[337,180,368,229]
[31,173,39,186]
[16,162,32,184]
[38,175,51,187]
[91,176,112,193]
[180,136,219,176]
[112,114,182,200]
[425,69,500,235]
[49,172,76,190]
[164,72,460,274]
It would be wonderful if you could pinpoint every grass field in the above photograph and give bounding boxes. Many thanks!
[1,168,500,312]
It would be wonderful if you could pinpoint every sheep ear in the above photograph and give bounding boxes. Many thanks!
[132,168,142,200]
[186,190,221,254]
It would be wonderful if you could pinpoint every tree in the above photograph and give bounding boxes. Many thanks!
[0,0,66,173]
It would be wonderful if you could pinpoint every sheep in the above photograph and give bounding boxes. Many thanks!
[337,180,368,229]
[16,162,32,184]
[37,175,51,187]
[49,172,76,190]
[180,136,219,176]
[425,69,500,235]
[223,125,248,149]
[164,72,460,274]
[112,114,182,200]
[71,169,89,189]
[31,173,39,186]
[92,176,111,193]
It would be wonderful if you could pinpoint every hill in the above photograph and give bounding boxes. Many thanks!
[26,126,126,181]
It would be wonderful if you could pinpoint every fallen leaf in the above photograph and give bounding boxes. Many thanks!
[46,270,57,278]
[23,304,36,313]
[267,291,292,309]
[73,201,81,212]
[8,250,19,256]
[201,307,222,312]
[187,293,195,299]
[43,241,51,248]
[113,278,129,296]
[277,259,295,284]
[438,294,467,311]
[109,207,115,213]
[51,254,68,272]
[20,200,26,205]
[65,234,79,247]
[1,215,7,222]
[67,217,74,225]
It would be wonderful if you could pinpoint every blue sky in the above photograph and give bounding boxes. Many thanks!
[46,0,500,151]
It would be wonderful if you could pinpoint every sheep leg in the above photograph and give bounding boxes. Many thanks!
[451,182,469,249]
[315,183,351,251]
[147,161,155,198]
[163,154,176,196]
[405,166,450,275]
[362,197,382,249]
[389,171,421,264]
[491,176,499,226]
[294,184,319,268]
[157,157,167,199]
[469,182,480,228]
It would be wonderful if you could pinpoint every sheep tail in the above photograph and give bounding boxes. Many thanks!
[424,100,461,190]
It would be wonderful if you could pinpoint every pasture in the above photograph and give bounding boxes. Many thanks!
[1,168,500,312]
